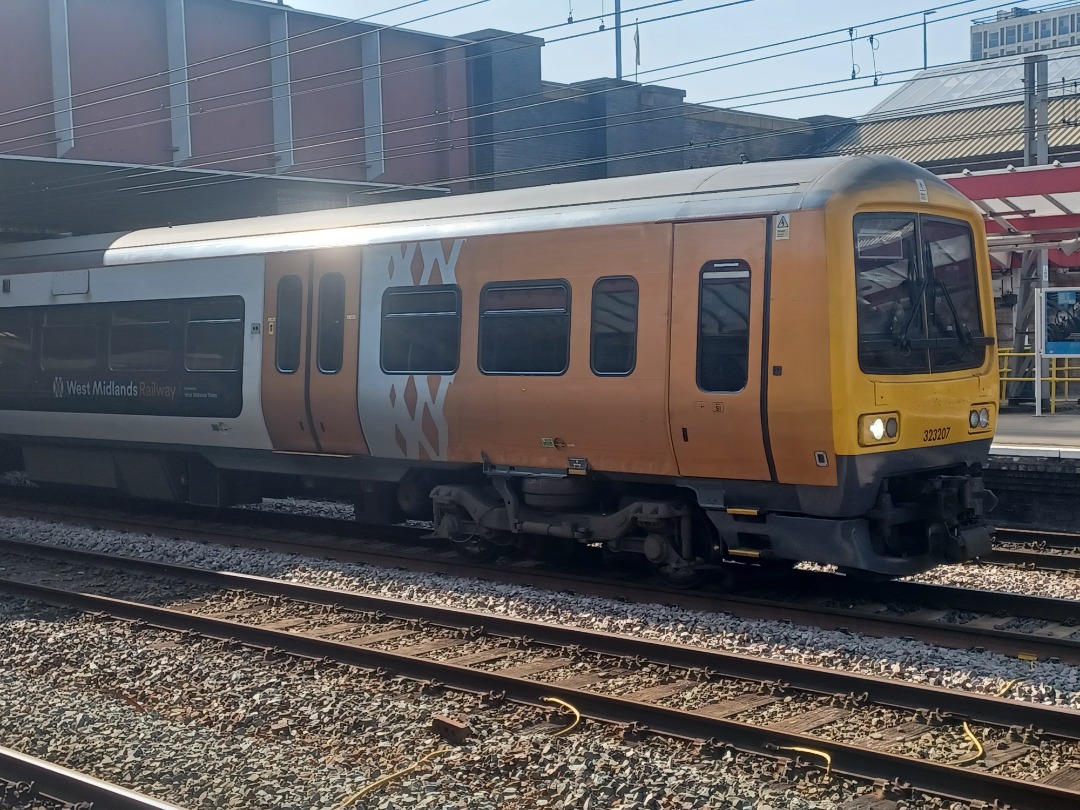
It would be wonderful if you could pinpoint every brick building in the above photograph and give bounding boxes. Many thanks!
[0,2,830,235]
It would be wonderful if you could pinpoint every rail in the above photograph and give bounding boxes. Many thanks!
[0,744,184,810]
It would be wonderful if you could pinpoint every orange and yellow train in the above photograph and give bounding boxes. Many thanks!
[0,155,998,579]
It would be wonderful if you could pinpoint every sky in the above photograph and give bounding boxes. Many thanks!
[283,0,1047,120]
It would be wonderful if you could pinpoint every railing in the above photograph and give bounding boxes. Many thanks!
[999,349,1080,413]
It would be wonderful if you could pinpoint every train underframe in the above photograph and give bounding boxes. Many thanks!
[429,462,997,580]
[3,440,996,579]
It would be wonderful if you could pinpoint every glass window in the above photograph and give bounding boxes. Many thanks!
[381,285,460,374]
[988,31,999,48]
[275,275,302,374]
[0,309,32,389]
[922,218,986,373]
[698,261,751,392]
[1005,26,1017,45]
[591,276,638,376]
[971,32,983,58]
[1023,22,1033,41]
[855,214,986,376]
[42,307,97,371]
[317,273,345,374]
[109,302,171,371]
[1040,20,1052,38]
[185,298,243,372]
[1059,15,1071,35]
[479,282,570,375]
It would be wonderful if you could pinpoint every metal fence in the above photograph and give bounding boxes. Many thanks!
[999,349,1080,413]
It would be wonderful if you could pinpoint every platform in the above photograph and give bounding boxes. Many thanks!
[992,412,1080,459]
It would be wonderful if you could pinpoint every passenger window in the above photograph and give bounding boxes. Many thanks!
[479,282,570,375]
[109,302,171,371]
[381,285,460,373]
[698,261,750,392]
[591,276,638,376]
[276,276,302,374]
[317,273,345,374]
[0,308,32,388]
[41,307,98,371]
[185,298,243,372]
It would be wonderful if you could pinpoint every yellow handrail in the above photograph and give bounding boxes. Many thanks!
[999,349,1080,413]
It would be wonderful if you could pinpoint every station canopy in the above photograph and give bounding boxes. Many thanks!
[944,161,1080,270]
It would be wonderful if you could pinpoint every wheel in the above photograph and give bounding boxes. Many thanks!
[451,533,502,563]
[650,508,722,589]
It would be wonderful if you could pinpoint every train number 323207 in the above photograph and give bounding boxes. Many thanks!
[922,427,951,442]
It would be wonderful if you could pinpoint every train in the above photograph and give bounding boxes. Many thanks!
[0,154,998,582]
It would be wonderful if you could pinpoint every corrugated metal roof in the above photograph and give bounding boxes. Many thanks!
[828,96,1080,165]
[869,46,1080,116]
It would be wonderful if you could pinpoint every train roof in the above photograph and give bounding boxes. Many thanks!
[0,155,971,271]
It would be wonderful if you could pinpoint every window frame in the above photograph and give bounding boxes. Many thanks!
[183,297,244,373]
[590,275,639,377]
[380,284,462,375]
[40,306,99,372]
[275,275,303,374]
[316,272,346,375]
[696,260,752,394]
[0,308,33,388]
[853,212,989,376]
[107,301,172,372]
[478,279,571,376]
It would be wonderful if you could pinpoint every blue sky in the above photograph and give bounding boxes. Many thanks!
[286,0,1045,120]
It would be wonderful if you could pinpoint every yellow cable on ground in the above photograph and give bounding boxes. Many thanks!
[778,746,832,778]
[541,696,581,738]
[996,677,1024,697]
[952,721,986,766]
[336,748,452,809]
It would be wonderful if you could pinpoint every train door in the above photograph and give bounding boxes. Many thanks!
[668,219,773,482]
[261,251,369,455]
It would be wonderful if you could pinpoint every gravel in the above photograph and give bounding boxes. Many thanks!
[0,599,876,810]
[1,513,1077,714]
[0,502,1078,808]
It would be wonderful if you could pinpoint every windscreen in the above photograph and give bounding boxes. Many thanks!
[855,213,988,375]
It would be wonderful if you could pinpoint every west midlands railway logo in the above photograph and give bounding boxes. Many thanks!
[52,377,63,398]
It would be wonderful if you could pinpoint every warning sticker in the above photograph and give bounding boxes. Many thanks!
[774,213,790,240]
[916,179,928,203]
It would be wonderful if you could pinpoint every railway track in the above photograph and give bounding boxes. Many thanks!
[1,496,1078,666]
[4,486,1080,572]
[1,540,1078,809]
[0,743,184,810]
[990,527,1080,572]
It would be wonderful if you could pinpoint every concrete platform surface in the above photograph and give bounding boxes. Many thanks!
[992,411,1080,458]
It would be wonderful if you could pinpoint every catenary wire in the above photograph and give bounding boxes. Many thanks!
[0,0,1034,209]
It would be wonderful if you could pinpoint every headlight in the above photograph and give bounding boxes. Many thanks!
[859,412,900,446]
[968,404,993,432]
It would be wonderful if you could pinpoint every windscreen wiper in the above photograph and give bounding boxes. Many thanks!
[934,279,974,348]
[892,273,930,349]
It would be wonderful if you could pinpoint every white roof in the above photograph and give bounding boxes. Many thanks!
[868,46,1080,118]
[0,156,962,270]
